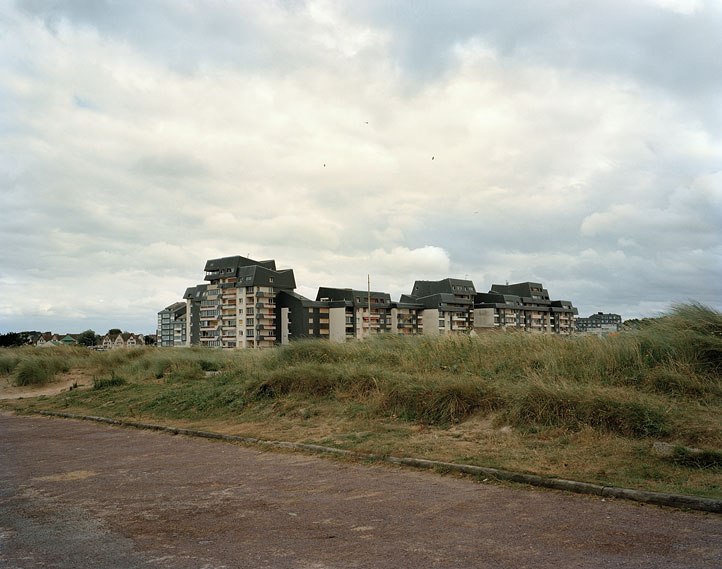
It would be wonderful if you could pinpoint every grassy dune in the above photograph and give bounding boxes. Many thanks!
[2,303,721,498]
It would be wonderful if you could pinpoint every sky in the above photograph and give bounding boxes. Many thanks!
[1,0,721,335]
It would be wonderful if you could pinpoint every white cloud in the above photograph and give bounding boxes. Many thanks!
[1,1,721,332]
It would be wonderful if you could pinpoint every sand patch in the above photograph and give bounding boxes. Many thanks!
[34,470,98,482]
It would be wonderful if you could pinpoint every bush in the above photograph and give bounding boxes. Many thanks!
[93,372,127,390]
[671,446,722,470]
[378,375,500,425]
[0,353,20,375]
[504,381,671,437]
[14,357,69,386]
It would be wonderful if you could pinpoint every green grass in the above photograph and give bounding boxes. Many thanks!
[2,303,721,498]
[93,372,128,390]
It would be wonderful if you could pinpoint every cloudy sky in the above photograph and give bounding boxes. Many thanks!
[1,0,720,334]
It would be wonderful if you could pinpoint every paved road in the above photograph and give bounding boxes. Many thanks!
[1,414,720,568]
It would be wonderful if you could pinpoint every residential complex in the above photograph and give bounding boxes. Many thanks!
[575,312,622,336]
[475,282,577,335]
[159,254,579,349]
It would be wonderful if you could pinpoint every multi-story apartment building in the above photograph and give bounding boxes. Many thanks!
[473,282,577,335]
[160,256,579,348]
[157,302,187,347]
[576,312,622,335]
[315,287,394,340]
[390,299,424,335]
[402,278,476,335]
[180,256,295,349]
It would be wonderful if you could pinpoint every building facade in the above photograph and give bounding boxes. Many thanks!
[160,256,580,349]
[575,312,622,335]
[473,282,577,335]
[180,256,296,349]
[157,302,187,347]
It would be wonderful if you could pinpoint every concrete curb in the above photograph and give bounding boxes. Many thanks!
[36,411,722,514]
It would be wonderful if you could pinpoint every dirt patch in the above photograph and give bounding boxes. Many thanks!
[2,414,721,569]
[33,470,98,482]
[0,369,93,400]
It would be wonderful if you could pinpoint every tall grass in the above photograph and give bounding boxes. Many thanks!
[6,346,90,386]
[3,304,720,442]
[0,354,20,375]
[228,303,721,436]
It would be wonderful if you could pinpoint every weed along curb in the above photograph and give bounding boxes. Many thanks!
[36,411,722,514]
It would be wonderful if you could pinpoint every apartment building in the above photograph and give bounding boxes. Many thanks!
[157,302,187,347]
[274,291,343,343]
[576,312,622,335]
[179,256,295,349]
[474,282,577,335]
[159,256,578,349]
[390,299,424,335]
[316,287,394,340]
[402,278,476,335]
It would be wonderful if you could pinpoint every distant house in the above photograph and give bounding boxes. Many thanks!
[100,332,144,350]
[60,334,79,346]
[35,333,53,347]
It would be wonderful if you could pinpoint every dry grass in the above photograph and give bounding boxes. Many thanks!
[2,303,720,498]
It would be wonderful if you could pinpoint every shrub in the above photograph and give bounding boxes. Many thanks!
[93,372,128,390]
[0,353,20,375]
[14,357,68,386]
[504,381,671,437]
[378,375,500,425]
[671,446,722,470]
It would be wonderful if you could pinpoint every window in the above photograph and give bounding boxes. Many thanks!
[246,329,254,337]
[269,277,274,283]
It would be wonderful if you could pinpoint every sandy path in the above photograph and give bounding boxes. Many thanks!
[0,369,92,400]
[1,413,720,568]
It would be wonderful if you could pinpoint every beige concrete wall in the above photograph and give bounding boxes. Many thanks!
[421,308,439,336]
[473,308,495,328]
[329,307,346,343]
[280,307,290,345]
[390,307,399,334]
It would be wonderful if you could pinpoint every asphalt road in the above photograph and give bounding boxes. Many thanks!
[1,413,720,568]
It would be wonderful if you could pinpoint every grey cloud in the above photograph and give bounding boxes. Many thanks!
[134,153,211,179]
[346,1,722,126]
[16,0,267,73]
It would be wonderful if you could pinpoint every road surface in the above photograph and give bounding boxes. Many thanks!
[1,413,720,568]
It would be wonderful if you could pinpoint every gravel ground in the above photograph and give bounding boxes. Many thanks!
[1,413,720,568]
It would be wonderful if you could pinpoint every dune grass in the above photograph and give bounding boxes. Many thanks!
[2,303,721,498]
